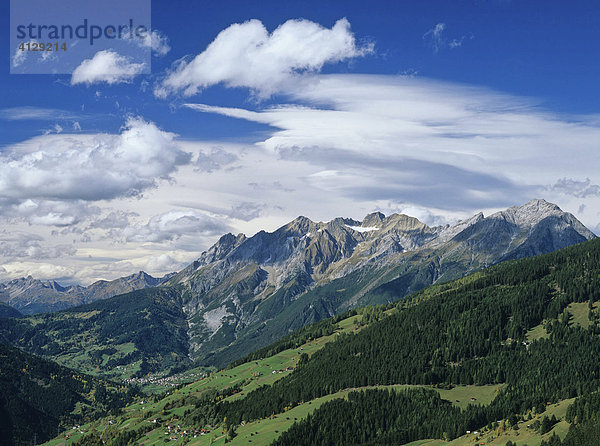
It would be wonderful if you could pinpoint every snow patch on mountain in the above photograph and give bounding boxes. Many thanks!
[346,225,379,233]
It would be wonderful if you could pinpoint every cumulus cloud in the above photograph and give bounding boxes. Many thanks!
[0,262,74,281]
[123,210,228,243]
[71,50,146,85]
[0,117,190,208]
[87,210,138,230]
[0,199,100,227]
[144,253,187,273]
[0,231,76,260]
[155,18,372,98]
[548,178,600,198]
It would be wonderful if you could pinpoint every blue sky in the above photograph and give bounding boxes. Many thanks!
[1,0,600,283]
[3,1,600,139]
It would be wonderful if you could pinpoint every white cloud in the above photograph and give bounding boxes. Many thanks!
[11,40,54,68]
[87,210,137,230]
[548,178,600,198]
[144,253,186,273]
[123,210,229,243]
[71,50,146,85]
[155,18,372,98]
[0,199,100,227]
[120,28,171,56]
[423,23,473,52]
[66,250,200,285]
[0,262,74,281]
[193,147,239,172]
[53,124,63,134]
[229,202,265,221]
[12,44,29,67]
[449,33,474,49]
[423,23,447,52]
[186,74,600,214]
[142,30,171,56]
[5,71,600,284]
[0,117,190,207]
[0,106,83,121]
[0,231,76,261]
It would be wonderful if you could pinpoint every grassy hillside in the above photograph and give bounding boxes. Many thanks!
[0,343,138,446]
[40,315,503,446]
[40,316,356,445]
[40,237,600,445]
[0,287,192,382]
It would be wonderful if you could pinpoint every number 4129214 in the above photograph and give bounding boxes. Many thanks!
[18,42,67,51]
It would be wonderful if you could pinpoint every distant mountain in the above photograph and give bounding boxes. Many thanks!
[216,236,600,445]
[1,199,594,378]
[167,198,595,367]
[0,271,174,315]
[43,236,600,446]
[0,287,190,382]
[0,302,21,318]
[0,342,138,446]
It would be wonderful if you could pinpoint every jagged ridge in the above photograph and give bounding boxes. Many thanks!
[0,271,174,315]
[168,199,595,367]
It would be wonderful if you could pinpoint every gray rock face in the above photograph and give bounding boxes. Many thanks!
[0,271,173,314]
[2,199,593,366]
[167,199,595,367]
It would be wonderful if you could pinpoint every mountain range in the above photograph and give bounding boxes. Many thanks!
[0,199,595,378]
[167,198,595,366]
[0,271,174,315]
[38,231,600,446]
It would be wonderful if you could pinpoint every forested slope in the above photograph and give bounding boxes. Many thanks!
[213,237,600,444]
[0,343,138,446]
[42,237,600,445]
[0,287,191,381]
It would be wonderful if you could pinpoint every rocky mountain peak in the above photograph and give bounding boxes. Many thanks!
[45,280,68,292]
[285,216,318,234]
[490,198,563,226]
[362,212,386,227]
[132,271,151,280]
[382,214,429,232]
[434,212,484,244]
[166,199,596,367]
[0,270,170,315]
